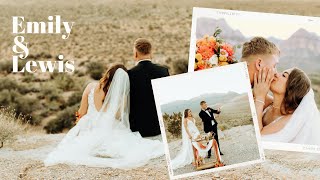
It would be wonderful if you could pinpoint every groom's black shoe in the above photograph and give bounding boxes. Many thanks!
[220,152,224,155]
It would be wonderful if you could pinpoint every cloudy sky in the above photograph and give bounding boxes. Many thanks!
[193,7,320,40]
[152,63,251,105]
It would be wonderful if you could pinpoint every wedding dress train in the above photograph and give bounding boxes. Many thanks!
[44,69,164,169]
[261,89,320,145]
[171,116,222,169]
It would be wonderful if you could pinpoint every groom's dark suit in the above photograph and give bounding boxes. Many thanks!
[128,60,169,137]
[199,107,222,156]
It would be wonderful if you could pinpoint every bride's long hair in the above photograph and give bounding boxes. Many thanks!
[282,68,311,114]
[184,109,193,118]
[99,64,128,94]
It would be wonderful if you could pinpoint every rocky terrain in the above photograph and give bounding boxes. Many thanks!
[1,130,320,179]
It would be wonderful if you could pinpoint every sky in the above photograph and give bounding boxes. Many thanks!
[194,7,320,40]
[152,63,251,105]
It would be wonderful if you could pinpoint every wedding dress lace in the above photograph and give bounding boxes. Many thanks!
[262,89,320,145]
[44,69,164,169]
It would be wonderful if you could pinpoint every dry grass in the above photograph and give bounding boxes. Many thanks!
[0,108,30,148]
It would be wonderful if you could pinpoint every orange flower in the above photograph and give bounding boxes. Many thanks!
[222,43,234,57]
[208,36,216,47]
[197,63,205,70]
[197,46,214,60]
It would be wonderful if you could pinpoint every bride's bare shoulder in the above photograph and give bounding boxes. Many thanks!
[83,82,99,94]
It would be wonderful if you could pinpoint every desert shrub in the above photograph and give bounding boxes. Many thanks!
[0,78,19,91]
[166,112,182,138]
[219,123,231,131]
[39,85,64,102]
[0,60,26,73]
[0,78,34,95]
[0,89,40,125]
[86,61,105,80]
[0,107,27,148]
[74,70,85,77]
[22,73,35,83]
[44,105,78,134]
[47,100,63,111]
[67,91,82,107]
[14,96,40,125]
[172,59,188,74]
[54,74,75,91]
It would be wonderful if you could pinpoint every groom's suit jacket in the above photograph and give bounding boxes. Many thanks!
[128,60,169,137]
[199,107,220,133]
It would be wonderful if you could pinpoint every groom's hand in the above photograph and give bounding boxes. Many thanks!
[253,67,274,100]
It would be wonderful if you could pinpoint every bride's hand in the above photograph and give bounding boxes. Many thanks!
[253,67,274,101]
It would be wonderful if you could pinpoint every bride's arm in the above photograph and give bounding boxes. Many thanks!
[78,82,95,117]
[253,68,274,131]
[265,94,273,109]
[183,119,193,140]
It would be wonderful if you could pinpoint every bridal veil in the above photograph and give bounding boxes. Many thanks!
[262,89,320,145]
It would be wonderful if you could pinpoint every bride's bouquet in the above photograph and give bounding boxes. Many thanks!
[194,27,239,71]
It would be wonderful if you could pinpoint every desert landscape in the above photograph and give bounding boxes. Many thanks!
[1,0,320,179]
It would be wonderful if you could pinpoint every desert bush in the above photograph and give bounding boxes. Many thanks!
[165,112,182,138]
[67,91,82,107]
[0,60,26,74]
[54,74,75,91]
[39,85,64,102]
[0,89,40,125]
[86,61,105,80]
[0,107,27,148]
[219,123,231,131]
[0,78,35,95]
[44,105,78,134]
[172,59,188,74]
[22,73,35,83]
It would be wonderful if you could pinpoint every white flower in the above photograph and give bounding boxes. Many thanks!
[220,49,229,57]
[209,54,218,65]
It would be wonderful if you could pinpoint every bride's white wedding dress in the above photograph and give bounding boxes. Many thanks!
[44,69,164,169]
[261,89,320,145]
[171,116,221,169]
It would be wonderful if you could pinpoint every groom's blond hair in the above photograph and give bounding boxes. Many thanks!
[242,37,280,59]
[134,38,152,55]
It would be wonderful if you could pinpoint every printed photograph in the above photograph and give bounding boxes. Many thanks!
[152,63,264,179]
[189,8,320,152]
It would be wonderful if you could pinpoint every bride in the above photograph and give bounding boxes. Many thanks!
[171,109,223,169]
[254,67,320,145]
[44,64,164,169]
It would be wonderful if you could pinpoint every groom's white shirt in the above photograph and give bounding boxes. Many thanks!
[202,108,215,126]
[135,59,151,65]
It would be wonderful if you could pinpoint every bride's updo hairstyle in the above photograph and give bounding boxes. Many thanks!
[99,64,127,94]
[282,68,311,114]
[184,109,192,118]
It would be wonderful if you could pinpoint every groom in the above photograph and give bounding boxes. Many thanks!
[241,37,279,125]
[199,101,223,157]
[241,37,280,87]
[128,38,170,137]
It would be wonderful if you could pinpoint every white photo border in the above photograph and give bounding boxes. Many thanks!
[188,7,320,155]
[152,62,265,179]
